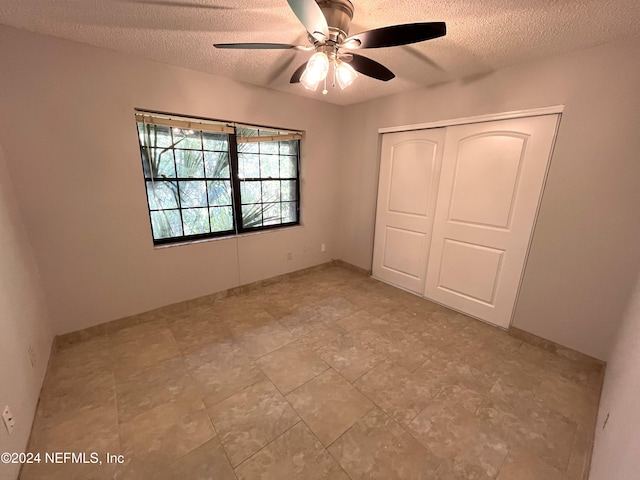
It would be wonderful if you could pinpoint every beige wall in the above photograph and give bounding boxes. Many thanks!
[337,38,640,360]
[0,26,342,335]
[0,142,54,480]
[2,24,639,361]
[589,271,640,478]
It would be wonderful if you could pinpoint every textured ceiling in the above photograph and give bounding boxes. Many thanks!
[1,0,640,105]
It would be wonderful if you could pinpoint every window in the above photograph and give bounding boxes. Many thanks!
[135,112,301,245]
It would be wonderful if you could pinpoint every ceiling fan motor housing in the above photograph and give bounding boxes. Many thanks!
[317,0,354,42]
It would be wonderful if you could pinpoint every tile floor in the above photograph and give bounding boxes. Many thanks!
[21,265,603,480]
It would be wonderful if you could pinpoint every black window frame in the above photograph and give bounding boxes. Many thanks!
[135,111,301,246]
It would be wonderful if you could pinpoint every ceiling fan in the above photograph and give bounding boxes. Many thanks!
[214,0,446,93]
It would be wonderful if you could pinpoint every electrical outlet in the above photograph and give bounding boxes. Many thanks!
[287,251,293,260]
[321,243,326,252]
[28,346,36,368]
[2,405,14,435]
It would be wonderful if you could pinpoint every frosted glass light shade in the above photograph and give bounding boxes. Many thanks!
[336,61,358,89]
[300,68,320,91]
[300,52,329,90]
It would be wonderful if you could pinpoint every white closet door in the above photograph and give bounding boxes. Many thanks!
[424,115,559,328]
[372,128,446,293]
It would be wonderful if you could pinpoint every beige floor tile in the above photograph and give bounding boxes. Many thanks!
[156,437,236,480]
[185,338,266,408]
[110,319,166,344]
[234,320,296,359]
[168,311,233,355]
[37,368,115,425]
[517,342,603,389]
[311,297,359,323]
[119,390,215,462]
[279,309,326,337]
[29,403,119,454]
[415,349,497,395]
[464,320,523,355]
[24,404,121,480]
[20,461,120,480]
[111,323,181,379]
[316,333,386,382]
[355,360,438,426]
[418,313,466,349]
[566,424,595,480]
[235,422,349,480]
[51,335,113,374]
[329,408,440,480]
[25,266,602,480]
[208,379,300,467]
[408,399,508,478]
[366,328,439,372]
[286,369,374,446]
[335,309,390,333]
[497,448,570,480]
[534,373,599,427]
[435,384,485,413]
[115,356,200,422]
[225,310,276,334]
[407,398,461,458]
[256,342,329,394]
[298,323,348,350]
[476,384,577,471]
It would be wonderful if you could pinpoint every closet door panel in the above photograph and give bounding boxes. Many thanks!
[372,128,446,293]
[424,115,559,328]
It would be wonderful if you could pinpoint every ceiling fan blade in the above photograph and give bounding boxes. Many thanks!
[267,55,299,85]
[214,43,300,50]
[289,61,309,83]
[344,22,446,49]
[286,0,329,40]
[345,54,395,81]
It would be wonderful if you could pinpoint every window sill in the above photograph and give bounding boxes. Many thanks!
[153,224,304,249]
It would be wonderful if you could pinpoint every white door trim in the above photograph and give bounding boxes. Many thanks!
[378,105,564,134]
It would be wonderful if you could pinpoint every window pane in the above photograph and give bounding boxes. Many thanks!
[260,142,279,154]
[240,181,261,204]
[150,210,183,239]
[238,153,259,179]
[242,204,263,228]
[282,202,297,223]
[207,180,232,206]
[210,206,233,232]
[138,123,173,148]
[204,152,230,178]
[280,156,297,178]
[142,148,176,178]
[182,208,210,235]
[281,180,297,201]
[175,150,205,178]
[262,180,280,203]
[203,132,228,151]
[280,141,298,155]
[172,128,202,150]
[263,203,282,226]
[237,140,259,154]
[179,181,207,208]
[260,155,279,179]
[146,181,179,210]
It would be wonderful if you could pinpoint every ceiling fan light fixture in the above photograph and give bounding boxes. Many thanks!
[300,52,329,90]
[336,60,358,89]
[300,69,321,91]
